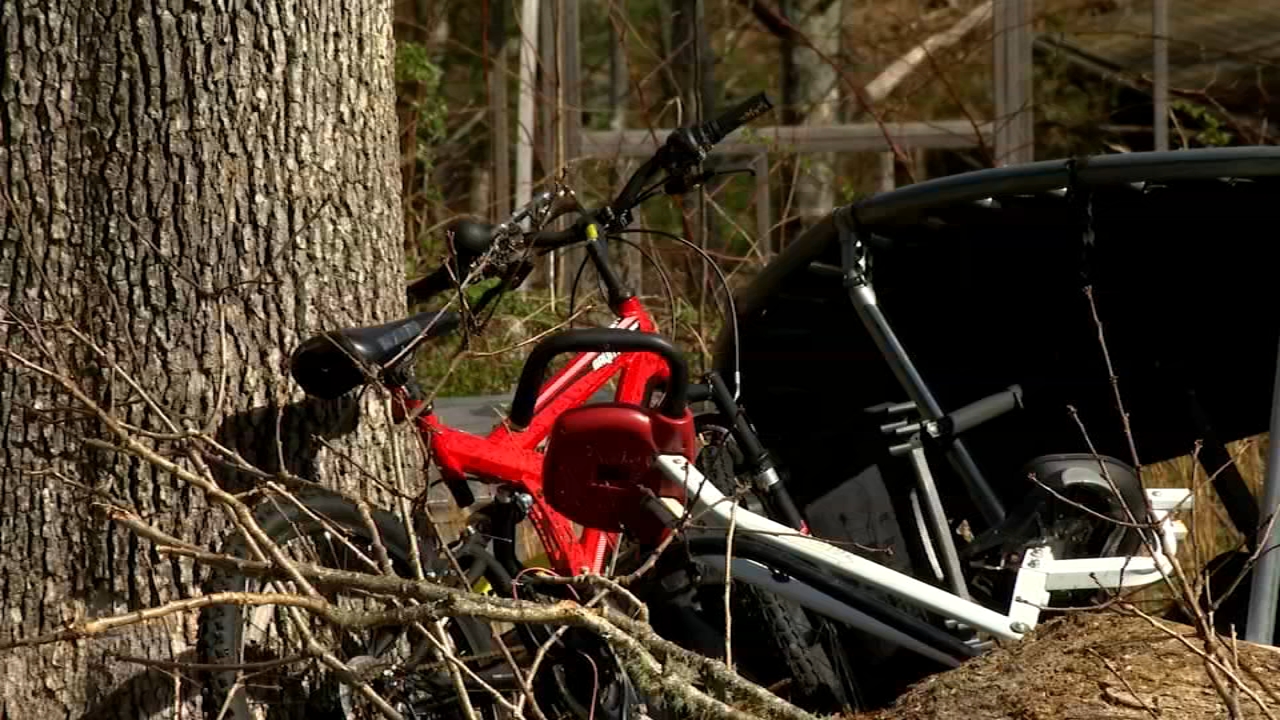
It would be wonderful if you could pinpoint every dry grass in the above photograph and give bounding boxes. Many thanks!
[1145,433,1270,576]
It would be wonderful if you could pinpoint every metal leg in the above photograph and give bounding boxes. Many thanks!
[1245,336,1280,645]
[1008,546,1050,633]
[842,276,1006,526]
[908,445,971,600]
[835,214,1005,526]
[909,488,946,582]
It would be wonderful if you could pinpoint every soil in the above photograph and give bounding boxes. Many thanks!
[852,612,1280,720]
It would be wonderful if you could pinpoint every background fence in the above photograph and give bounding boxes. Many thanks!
[397,0,1280,571]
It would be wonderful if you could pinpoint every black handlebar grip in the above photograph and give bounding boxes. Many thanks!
[407,265,456,303]
[508,328,689,428]
[527,225,581,249]
[941,385,1023,437]
[700,92,774,147]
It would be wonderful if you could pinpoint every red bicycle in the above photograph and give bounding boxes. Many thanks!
[412,289,668,577]
[199,94,783,720]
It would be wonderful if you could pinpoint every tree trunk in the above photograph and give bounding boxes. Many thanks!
[789,0,843,228]
[0,0,405,716]
[608,5,643,292]
[489,0,511,221]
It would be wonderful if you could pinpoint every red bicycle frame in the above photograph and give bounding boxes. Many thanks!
[393,296,668,576]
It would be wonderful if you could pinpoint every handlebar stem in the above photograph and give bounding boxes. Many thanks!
[582,223,634,311]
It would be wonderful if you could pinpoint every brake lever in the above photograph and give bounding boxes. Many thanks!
[658,127,710,172]
[544,188,583,224]
[663,166,758,196]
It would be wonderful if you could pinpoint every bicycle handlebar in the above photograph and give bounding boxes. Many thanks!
[410,93,774,304]
[610,92,775,225]
[508,328,689,429]
[699,92,774,149]
[935,385,1023,438]
[526,225,582,250]
[407,264,456,303]
[407,222,589,305]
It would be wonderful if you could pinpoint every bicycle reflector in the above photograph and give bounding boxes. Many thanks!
[508,329,698,539]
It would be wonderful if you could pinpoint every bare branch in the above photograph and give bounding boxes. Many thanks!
[863,1,994,103]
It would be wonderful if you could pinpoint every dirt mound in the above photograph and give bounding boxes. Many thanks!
[854,612,1280,720]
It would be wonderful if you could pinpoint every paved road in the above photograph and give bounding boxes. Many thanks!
[430,394,513,436]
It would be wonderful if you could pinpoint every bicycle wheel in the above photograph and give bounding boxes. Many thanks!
[198,491,501,720]
[452,528,647,720]
[693,418,860,714]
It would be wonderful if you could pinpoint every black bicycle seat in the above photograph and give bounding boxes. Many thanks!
[291,310,461,399]
[452,219,498,260]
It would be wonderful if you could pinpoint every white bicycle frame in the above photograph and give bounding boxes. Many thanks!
[652,454,1190,650]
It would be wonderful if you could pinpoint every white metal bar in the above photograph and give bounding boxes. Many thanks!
[654,454,1025,641]
[1147,487,1193,513]
[579,121,994,158]
[1246,335,1280,644]
[1041,556,1171,591]
[700,555,963,668]
[656,455,1187,641]
[1008,546,1050,631]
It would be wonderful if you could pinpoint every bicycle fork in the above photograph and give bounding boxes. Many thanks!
[694,369,808,532]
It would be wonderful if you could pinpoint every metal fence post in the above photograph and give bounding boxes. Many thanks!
[1246,339,1280,644]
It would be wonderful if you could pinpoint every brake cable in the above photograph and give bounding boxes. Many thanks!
[613,227,742,399]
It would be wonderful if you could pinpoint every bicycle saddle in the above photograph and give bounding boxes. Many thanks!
[290,310,461,399]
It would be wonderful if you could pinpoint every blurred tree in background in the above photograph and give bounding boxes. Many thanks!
[394,0,1278,396]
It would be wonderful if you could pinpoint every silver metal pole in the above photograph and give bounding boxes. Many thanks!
[1245,337,1280,644]
[1013,0,1034,164]
[1152,0,1169,151]
[992,0,1009,165]
[514,0,539,210]
[910,445,972,600]
[879,151,896,193]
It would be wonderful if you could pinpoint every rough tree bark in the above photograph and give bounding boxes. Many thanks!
[787,0,843,230]
[0,0,406,717]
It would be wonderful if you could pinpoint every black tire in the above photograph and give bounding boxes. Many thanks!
[197,491,494,720]
[694,422,859,713]
[454,503,648,720]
